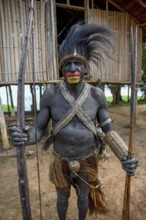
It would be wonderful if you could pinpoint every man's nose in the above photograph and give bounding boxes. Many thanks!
[69,62,76,72]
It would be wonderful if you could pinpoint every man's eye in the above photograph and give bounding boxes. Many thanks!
[63,63,70,69]
[74,62,81,65]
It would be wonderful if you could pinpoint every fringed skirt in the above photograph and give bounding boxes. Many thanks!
[49,150,109,215]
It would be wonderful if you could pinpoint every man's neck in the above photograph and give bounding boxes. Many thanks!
[64,81,85,99]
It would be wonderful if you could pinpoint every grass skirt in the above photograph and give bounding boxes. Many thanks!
[49,150,109,215]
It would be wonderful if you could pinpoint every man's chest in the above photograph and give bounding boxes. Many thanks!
[50,93,99,123]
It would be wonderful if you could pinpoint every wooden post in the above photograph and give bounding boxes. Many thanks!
[47,0,58,80]
[30,84,37,113]
[0,95,10,150]
[39,85,42,99]
[106,0,109,27]
[8,85,15,116]
[6,86,10,116]
[128,85,130,102]
[84,0,89,23]
[67,0,70,5]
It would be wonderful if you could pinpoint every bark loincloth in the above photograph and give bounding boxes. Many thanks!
[49,150,109,215]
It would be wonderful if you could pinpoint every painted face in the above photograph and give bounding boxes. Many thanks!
[62,61,86,84]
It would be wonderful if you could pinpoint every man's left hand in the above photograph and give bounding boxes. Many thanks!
[121,154,138,176]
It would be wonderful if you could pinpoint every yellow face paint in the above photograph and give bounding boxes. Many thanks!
[66,71,81,84]
[67,75,81,84]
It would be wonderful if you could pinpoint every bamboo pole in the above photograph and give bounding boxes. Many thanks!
[19,1,24,42]
[39,85,42,99]
[40,1,47,81]
[8,0,16,81]
[123,13,126,82]
[8,85,15,117]
[56,3,85,11]
[47,0,57,80]
[6,86,10,115]
[48,1,54,80]
[19,0,28,79]
[4,0,12,82]
[33,0,39,81]
[84,0,89,24]
[15,0,22,79]
[34,1,40,81]
[47,11,53,80]
[106,0,109,82]
[0,4,4,82]
[30,85,35,113]
[0,0,8,81]
[24,0,31,81]
[10,0,19,80]
[51,0,58,79]
[0,94,10,150]
[37,1,43,81]
[137,26,142,82]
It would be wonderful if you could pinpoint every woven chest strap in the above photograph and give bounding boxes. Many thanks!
[52,82,97,137]
[43,83,106,150]
[52,82,92,135]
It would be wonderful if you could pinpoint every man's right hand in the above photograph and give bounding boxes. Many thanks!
[11,126,28,146]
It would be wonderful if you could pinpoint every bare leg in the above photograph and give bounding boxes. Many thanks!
[73,171,90,220]
[56,187,70,220]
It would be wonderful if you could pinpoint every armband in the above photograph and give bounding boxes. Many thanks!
[100,118,112,127]
[104,130,128,161]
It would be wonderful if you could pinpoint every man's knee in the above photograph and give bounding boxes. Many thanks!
[77,194,89,217]
[57,189,70,205]
[78,194,89,204]
[56,189,70,219]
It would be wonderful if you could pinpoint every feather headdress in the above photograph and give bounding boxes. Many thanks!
[59,23,114,70]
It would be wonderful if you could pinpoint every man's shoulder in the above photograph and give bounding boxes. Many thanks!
[88,84,107,107]
[89,84,104,97]
[43,85,60,97]
[40,85,61,106]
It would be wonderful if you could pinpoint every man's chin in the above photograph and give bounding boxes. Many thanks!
[67,76,81,84]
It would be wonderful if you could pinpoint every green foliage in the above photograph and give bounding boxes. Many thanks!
[2,105,17,112]
[142,43,146,83]
[106,95,143,103]
[106,96,113,102]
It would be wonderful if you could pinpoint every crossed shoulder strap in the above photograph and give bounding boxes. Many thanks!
[52,82,98,137]
[43,82,107,150]
[53,82,95,135]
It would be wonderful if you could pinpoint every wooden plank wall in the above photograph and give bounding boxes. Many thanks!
[0,1,142,84]
[88,9,142,83]
[0,0,58,83]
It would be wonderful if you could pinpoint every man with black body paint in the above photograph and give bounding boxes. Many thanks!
[11,23,138,220]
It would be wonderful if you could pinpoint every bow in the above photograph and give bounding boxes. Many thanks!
[16,0,34,219]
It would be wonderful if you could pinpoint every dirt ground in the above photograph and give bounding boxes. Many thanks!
[0,103,146,220]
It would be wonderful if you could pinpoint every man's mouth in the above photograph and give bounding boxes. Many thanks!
[66,71,80,77]
[66,71,81,84]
